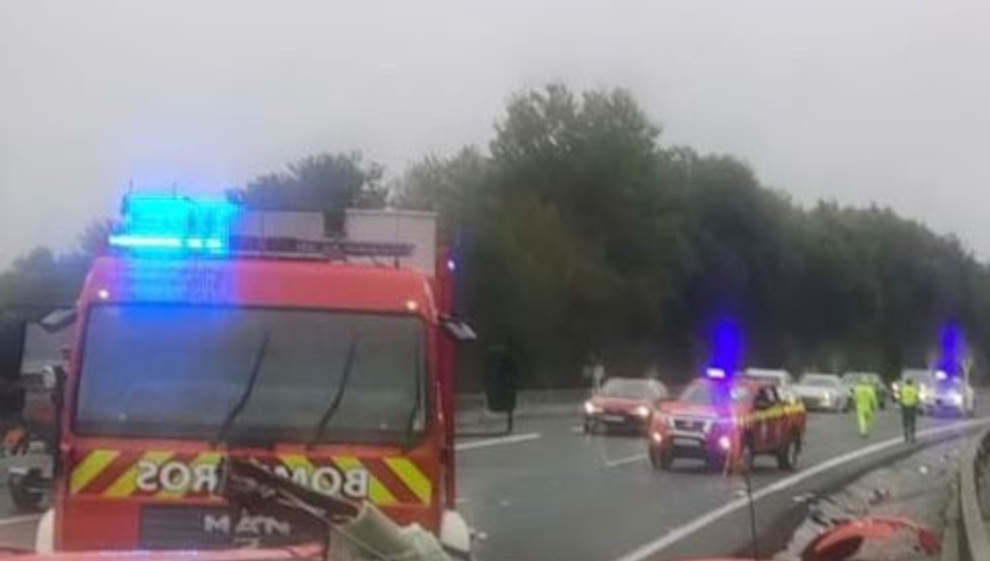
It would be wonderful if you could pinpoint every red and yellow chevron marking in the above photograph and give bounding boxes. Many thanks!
[68,449,432,507]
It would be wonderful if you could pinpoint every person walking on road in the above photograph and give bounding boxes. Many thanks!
[854,377,878,438]
[590,355,606,393]
[899,378,920,443]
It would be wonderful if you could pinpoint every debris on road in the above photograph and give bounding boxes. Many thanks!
[774,439,963,561]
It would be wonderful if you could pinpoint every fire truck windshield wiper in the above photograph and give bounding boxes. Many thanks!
[212,331,270,447]
[403,338,423,449]
[308,335,358,448]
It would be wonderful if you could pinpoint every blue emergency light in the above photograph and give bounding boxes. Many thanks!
[935,322,964,378]
[706,317,744,379]
[108,194,238,254]
[705,367,727,379]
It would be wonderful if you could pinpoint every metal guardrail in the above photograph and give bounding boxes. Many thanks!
[958,426,990,560]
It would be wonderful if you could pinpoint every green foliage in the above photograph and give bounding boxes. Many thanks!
[3,85,988,387]
[229,151,387,234]
[396,84,990,385]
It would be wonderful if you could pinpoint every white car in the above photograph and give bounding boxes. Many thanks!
[930,373,975,417]
[793,373,848,412]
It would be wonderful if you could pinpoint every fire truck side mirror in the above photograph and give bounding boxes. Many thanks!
[0,317,27,379]
[0,317,27,416]
[484,346,517,414]
[38,308,76,333]
[41,365,66,391]
[440,316,477,342]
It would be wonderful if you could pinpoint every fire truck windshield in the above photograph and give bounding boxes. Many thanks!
[75,304,426,444]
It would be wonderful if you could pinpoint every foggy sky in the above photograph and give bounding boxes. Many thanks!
[3,1,990,265]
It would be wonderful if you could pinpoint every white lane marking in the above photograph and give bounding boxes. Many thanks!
[455,432,541,451]
[0,514,43,527]
[613,417,990,561]
[606,453,648,468]
[571,425,585,433]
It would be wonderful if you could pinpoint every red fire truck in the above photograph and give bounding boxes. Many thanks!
[32,195,475,556]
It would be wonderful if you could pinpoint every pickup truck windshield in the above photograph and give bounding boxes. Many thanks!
[75,304,426,444]
[680,381,749,406]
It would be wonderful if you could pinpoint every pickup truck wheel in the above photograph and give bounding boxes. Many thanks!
[705,454,725,473]
[739,440,755,473]
[777,436,800,471]
[649,448,673,470]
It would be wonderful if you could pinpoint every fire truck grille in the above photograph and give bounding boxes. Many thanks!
[140,506,232,549]
[139,505,319,549]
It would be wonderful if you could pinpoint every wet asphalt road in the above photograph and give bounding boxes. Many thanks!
[455,403,989,561]
[1,403,987,560]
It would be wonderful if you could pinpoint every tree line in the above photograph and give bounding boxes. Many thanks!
[3,84,987,386]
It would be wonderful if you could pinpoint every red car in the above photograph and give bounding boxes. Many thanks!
[646,375,806,471]
[583,377,669,434]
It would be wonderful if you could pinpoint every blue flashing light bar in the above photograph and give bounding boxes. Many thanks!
[108,235,225,251]
[706,367,726,379]
[706,317,744,379]
[109,193,238,254]
[936,322,965,377]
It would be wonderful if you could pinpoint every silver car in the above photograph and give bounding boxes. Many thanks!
[744,368,800,406]
[793,373,848,412]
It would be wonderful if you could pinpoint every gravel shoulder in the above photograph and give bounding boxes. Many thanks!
[774,437,964,561]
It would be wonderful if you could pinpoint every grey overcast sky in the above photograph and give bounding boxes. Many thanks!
[2,1,989,265]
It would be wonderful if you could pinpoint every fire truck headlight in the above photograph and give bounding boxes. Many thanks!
[948,391,963,405]
[584,401,601,415]
[718,435,732,451]
[634,405,650,418]
[651,431,663,444]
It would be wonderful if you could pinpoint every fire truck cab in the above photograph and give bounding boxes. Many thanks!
[35,195,473,556]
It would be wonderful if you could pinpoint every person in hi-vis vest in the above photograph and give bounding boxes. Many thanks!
[899,378,920,443]
[854,378,878,438]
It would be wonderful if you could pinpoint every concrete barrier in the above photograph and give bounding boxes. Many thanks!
[455,389,588,429]
[959,427,990,560]
[455,388,588,415]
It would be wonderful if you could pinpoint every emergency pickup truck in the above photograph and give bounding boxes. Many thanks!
[646,374,806,472]
[31,195,476,557]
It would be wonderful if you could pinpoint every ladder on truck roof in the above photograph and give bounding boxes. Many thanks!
[228,235,413,266]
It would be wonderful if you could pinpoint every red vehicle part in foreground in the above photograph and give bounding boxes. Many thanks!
[2,544,321,561]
